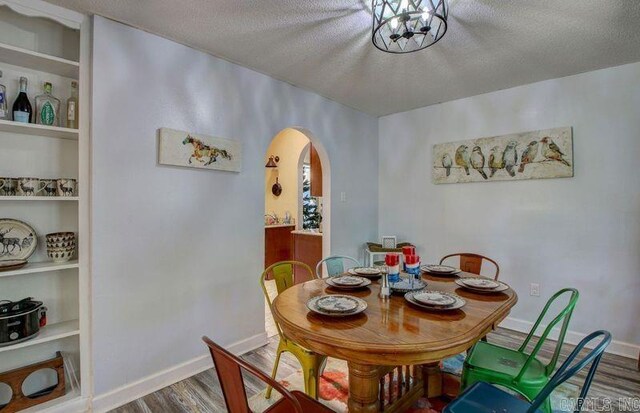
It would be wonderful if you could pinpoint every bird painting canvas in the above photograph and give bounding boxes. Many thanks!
[432,127,573,184]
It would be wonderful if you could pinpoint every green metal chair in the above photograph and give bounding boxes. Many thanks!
[461,288,579,413]
[261,261,327,399]
[315,255,360,278]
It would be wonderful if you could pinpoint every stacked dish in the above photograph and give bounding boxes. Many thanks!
[390,278,427,293]
[455,277,509,293]
[307,295,367,317]
[405,290,466,311]
[46,232,75,263]
[420,264,461,276]
[347,267,382,279]
[325,275,371,290]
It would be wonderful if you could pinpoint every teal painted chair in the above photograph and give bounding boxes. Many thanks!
[315,255,360,278]
[447,330,611,413]
[461,288,579,413]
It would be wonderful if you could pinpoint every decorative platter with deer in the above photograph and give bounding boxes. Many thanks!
[0,219,37,263]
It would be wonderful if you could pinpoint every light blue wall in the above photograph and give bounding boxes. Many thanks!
[378,62,640,349]
[91,16,378,396]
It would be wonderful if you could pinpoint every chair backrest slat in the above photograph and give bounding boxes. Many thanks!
[261,261,314,339]
[316,255,361,278]
[203,336,305,413]
[207,345,251,413]
[439,253,500,280]
[517,288,579,378]
[527,330,611,413]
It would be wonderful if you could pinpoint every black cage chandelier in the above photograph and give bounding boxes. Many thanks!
[372,0,448,54]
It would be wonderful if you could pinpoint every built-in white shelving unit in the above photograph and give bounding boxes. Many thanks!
[0,118,79,140]
[0,41,79,78]
[0,196,79,201]
[0,0,91,412]
[0,320,79,354]
[0,260,79,278]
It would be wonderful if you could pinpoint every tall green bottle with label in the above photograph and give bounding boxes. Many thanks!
[12,76,32,123]
[35,82,60,126]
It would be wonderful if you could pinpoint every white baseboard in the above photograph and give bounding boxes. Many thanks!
[91,332,268,413]
[499,316,639,360]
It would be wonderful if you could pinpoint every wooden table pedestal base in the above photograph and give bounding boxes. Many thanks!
[347,362,444,413]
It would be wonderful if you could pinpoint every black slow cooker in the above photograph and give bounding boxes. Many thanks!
[0,298,46,346]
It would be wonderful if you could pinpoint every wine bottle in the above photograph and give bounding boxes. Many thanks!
[0,70,7,120]
[66,81,78,129]
[35,82,60,126]
[12,76,32,123]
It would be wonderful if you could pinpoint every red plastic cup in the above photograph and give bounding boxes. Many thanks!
[385,253,400,266]
[405,255,420,265]
[402,246,416,256]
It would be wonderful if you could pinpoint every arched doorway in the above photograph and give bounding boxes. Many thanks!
[263,127,331,337]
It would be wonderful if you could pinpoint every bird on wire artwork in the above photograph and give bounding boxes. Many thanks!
[432,127,573,184]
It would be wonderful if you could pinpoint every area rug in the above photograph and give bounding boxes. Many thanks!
[248,354,579,413]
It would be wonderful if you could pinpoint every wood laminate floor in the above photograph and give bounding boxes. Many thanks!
[113,282,639,412]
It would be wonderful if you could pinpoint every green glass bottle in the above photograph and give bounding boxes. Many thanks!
[35,82,60,126]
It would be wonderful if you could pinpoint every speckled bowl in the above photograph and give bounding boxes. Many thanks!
[47,248,75,263]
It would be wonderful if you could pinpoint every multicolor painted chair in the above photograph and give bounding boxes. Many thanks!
[439,252,500,280]
[460,288,579,413]
[202,336,334,413]
[315,255,360,278]
[260,261,327,399]
[446,330,611,413]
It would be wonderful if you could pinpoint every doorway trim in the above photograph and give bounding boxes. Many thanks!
[266,127,331,261]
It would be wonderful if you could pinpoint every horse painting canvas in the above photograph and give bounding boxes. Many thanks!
[158,128,242,172]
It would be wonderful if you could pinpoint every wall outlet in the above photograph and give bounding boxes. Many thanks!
[340,191,347,202]
[530,283,540,297]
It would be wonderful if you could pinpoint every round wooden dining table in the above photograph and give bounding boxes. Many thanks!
[271,272,518,413]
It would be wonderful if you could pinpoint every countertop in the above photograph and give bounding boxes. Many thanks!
[291,229,323,237]
[265,224,296,228]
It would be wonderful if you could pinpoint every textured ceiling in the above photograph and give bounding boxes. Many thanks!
[44,0,640,116]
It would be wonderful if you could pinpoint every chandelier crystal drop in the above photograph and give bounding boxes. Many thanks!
[372,0,448,54]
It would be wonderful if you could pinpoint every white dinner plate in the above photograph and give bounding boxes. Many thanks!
[455,278,510,293]
[307,295,367,317]
[421,264,461,276]
[354,267,381,276]
[405,291,466,312]
[412,290,456,307]
[326,277,371,290]
[458,278,500,290]
[331,275,365,286]
[348,268,383,279]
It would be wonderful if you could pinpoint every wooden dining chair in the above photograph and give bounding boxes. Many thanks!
[446,330,611,413]
[315,255,360,278]
[439,253,500,280]
[202,336,334,413]
[260,261,327,399]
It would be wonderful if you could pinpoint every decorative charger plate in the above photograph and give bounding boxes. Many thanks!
[405,291,466,311]
[348,268,383,279]
[0,219,37,262]
[455,278,509,293]
[307,295,367,317]
[390,278,427,294]
[0,259,27,272]
[412,290,456,307]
